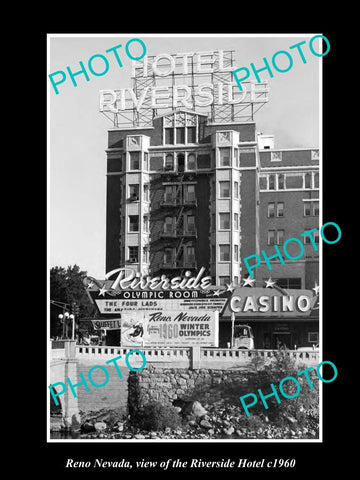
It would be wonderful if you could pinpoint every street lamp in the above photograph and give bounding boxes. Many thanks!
[58,311,75,340]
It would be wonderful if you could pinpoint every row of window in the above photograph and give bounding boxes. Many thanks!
[128,215,149,233]
[164,246,195,265]
[127,214,197,234]
[128,183,150,202]
[127,207,317,235]
[260,172,319,190]
[128,148,244,172]
[128,246,148,263]
[163,184,196,203]
[211,244,239,263]
[163,215,196,234]
[214,212,239,230]
[218,180,240,199]
[218,147,243,168]
[267,229,319,246]
[128,151,211,173]
[163,112,199,146]
[127,183,197,204]
[267,201,319,217]
[164,126,197,145]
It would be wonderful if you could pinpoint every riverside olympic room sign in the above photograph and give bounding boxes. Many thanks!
[84,267,318,347]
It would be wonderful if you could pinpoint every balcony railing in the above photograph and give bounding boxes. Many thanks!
[160,197,197,207]
[160,227,197,238]
[162,257,197,269]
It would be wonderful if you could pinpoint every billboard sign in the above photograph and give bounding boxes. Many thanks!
[120,310,219,347]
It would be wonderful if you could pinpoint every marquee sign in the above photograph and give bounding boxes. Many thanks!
[99,49,269,127]
[85,267,318,334]
[222,287,318,318]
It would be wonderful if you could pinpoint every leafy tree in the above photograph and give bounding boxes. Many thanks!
[50,264,97,339]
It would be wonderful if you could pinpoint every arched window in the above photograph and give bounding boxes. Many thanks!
[187,153,196,170]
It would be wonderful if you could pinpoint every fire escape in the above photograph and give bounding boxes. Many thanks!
[159,167,197,274]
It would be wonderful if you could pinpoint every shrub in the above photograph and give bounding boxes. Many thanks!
[134,402,182,431]
[246,352,319,426]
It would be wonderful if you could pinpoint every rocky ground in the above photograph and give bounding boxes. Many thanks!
[51,399,319,440]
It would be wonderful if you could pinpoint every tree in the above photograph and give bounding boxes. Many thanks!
[50,264,97,338]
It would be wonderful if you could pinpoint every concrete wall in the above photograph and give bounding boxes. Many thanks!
[76,359,129,417]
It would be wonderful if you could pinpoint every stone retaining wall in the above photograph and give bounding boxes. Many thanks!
[128,365,255,414]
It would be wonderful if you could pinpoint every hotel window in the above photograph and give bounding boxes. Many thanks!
[186,246,195,263]
[165,153,174,170]
[164,248,174,265]
[129,151,140,170]
[143,215,149,233]
[268,202,275,218]
[313,201,319,216]
[128,246,139,263]
[219,212,230,230]
[185,184,196,203]
[164,216,174,234]
[314,172,319,188]
[219,181,230,198]
[268,230,275,245]
[267,201,283,218]
[165,128,174,144]
[142,247,148,263]
[269,174,275,190]
[234,181,239,199]
[186,215,196,233]
[143,184,150,202]
[234,244,239,262]
[304,173,312,189]
[219,244,230,261]
[144,152,149,171]
[187,126,196,143]
[234,212,239,230]
[304,231,319,244]
[304,203,311,216]
[129,184,139,201]
[234,149,239,168]
[277,229,284,245]
[219,147,231,167]
[278,174,285,190]
[187,153,196,171]
[219,276,230,286]
[177,153,185,172]
[277,202,284,217]
[164,186,173,203]
[176,127,185,144]
[129,215,139,232]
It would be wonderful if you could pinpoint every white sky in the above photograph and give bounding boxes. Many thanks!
[48,34,321,278]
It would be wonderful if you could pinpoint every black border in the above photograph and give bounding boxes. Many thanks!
[32,23,350,477]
